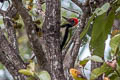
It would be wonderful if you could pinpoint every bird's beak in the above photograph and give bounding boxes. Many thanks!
[62,16,70,22]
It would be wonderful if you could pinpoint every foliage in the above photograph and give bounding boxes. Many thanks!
[90,63,113,80]
[110,34,120,54]
[78,0,120,80]
[90,10,115,57]
[18,60,51,80]
[0,0,120,80]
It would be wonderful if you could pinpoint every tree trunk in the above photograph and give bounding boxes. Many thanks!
[42,0,66,80]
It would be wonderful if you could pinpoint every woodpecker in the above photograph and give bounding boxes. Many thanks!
[60,16,79,50]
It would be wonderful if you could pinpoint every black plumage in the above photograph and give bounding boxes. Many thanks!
[60,24,73,50]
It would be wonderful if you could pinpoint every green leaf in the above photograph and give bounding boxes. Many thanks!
[0,64,4,69]
[18,69,34,76]
[94,8,103,16]
[0,19,3,24]
[80,55,103,67]
[27,60,35,71]
[18,60,35,76]
[117,0,120,5]
[110,34,120,54]
[116,12,120,19]
[79,59,89,66]
[114,77,120,80]
[90,63,112,80]
[108,73,118,80]
[90,10,115,57]
[37,70,51,80]
[90,55,103,62]
[117,56,120,66]
[27,77,35,80]
[101,3,110,12]
[94,3,110,16]
[80,14,95,39]
[116,7,120,12]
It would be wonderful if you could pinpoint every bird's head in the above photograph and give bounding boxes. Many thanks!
[62,16,79,26]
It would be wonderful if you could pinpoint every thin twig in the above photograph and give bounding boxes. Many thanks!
[62,7,80,15]
[115,69,120,77]
[71,0,83,8]
[0,9,6,16]
[36,0,45,18]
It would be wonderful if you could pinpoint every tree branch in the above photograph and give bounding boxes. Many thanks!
[0,9,6,16]
[36,0,45,18]
[0,29,27,80]
[62,7,80,15]
[3,18,19,54]
[71,0,83,8]
[70,6,90,64]
[11,0,46,69]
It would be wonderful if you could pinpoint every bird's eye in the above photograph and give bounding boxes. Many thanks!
[69,19,75,26]
[71,19,74,23]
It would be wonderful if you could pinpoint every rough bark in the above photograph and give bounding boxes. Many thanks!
[3,18,19,54]
[0,30,26,80]
[42,0,66,80]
